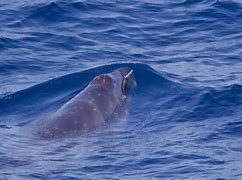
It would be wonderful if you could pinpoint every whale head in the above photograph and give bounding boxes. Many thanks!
[91,67,136,101]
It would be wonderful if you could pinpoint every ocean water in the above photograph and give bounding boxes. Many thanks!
[1,0,242,179]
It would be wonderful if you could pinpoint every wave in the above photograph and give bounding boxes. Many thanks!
[0,37,20,50]
[11,1,120,27]
[174,84,242,122]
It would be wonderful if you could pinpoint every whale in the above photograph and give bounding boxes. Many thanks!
[37,67,136,138]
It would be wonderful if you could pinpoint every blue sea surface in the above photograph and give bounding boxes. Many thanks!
[1,0,242,179]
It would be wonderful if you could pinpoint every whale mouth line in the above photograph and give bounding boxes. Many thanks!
[121,69,134,97]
